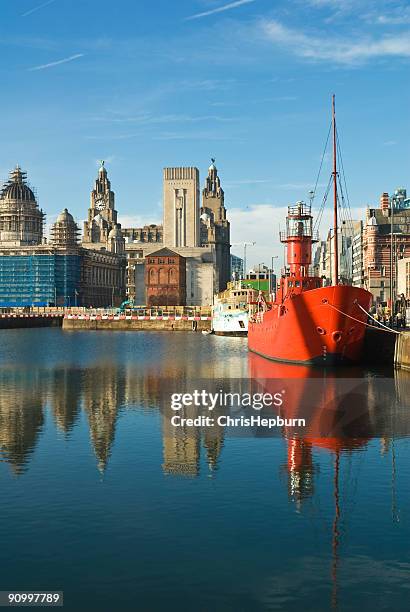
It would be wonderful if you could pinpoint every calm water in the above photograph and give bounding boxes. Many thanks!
[0,329,410,612]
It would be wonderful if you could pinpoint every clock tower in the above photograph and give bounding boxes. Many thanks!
[83,161,119,246]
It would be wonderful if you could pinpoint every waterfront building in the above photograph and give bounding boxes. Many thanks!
[313,221,363,286]
[351,221,365,288]
[363,190,410,303]
[0,166,125,307]
[313,240,327,280]
[82,161,125,253]
[163,167,200,248]
[145,248,186,306]
[200,160,231,291]
[243,266,273,292]
[122,225,163,244]
[230,253,244,280]
[125,164,229,306]
[0,166,44,246]
[397,257,410,299]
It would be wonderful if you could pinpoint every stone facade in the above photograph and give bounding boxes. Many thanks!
[145,248,186,306]
[200,160,231,292]
[163,167,200,248]
[0,181,125,307]
[79,246,125,308]
[83,162,124,253]
[397,257,410,299]
[0,166,44,246]
[123,225,163,244]
[363,192,410,304]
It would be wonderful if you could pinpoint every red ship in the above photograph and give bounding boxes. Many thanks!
[248,97,372,365]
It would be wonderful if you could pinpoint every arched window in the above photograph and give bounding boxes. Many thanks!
[149,268,157,285]
[169,268,176,284]
[159,267,167,284]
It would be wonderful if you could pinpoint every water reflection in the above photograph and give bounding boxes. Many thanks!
[1,337,410,611]
[0,360,409,480]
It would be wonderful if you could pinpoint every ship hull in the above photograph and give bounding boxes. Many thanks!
[214,330,247,337]
[248,285,372,366]
[212,310,248,336]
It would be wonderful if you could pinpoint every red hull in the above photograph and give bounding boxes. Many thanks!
[248,285,372,365]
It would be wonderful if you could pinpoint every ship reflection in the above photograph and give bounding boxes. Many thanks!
[0,360,409,482]
[248,352,409,610]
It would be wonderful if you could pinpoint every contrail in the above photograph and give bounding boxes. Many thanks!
[22,0,57,17]
[185,0,256,21]
[28,53,84,71]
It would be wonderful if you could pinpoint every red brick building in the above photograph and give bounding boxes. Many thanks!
[145,248,186,306]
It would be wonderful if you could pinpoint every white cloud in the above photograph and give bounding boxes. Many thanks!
[372,9,410,25]
[261,19,410,64]
[22,0,57,17]
[28,53,84,71]
[118,213,162,228]
[185,0,256,21]
[91,113,235,125]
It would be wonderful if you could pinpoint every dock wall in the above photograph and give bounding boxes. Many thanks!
[363,326,397,366]
[62,316,211,332]
[0,314,63,329]
[394,331,410,371]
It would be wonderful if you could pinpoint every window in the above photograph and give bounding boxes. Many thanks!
[168,258,175,264]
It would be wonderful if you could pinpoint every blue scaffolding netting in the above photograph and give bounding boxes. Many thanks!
[0,254,81,307]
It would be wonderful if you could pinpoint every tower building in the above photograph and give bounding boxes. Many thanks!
[0,166,44,245]
[83,161,120,248]
[163,167,200,248]
[200,159,231,291]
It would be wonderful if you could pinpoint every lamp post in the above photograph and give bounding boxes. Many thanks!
[232,242,256,281]
[270,255,279,299]
[244,242,256,280]
[390,199,394,310]
[257,263,264,292]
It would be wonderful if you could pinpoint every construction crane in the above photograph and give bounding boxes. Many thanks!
[231,242,256,279]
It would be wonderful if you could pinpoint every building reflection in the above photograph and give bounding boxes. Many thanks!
[0,359,409,483]
[0,370,45,474]
[82,367,126,473]
[49,369,82,434]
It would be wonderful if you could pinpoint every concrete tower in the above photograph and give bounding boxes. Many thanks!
[200,159,231,292]
[163,167,200,248]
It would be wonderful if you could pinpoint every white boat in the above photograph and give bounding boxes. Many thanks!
[212,281,257,336]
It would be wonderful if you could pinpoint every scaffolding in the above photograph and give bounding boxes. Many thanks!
[0,253,81,307]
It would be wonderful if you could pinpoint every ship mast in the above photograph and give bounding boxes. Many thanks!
[332,94,339,285]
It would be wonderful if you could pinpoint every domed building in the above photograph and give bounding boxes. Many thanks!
[0,168,126,308]
[108,224,125,255]
[0,166,44,245]
[50,209,80,247]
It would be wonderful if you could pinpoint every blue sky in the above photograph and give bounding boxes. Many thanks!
[1,0,410,265]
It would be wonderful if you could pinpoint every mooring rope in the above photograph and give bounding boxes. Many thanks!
[326,302,400,335]
[355,302,401,335]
